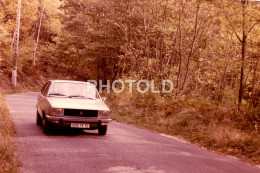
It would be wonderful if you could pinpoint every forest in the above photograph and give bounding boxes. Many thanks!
[0,0,260,166]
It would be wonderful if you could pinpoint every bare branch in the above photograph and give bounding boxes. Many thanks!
[246,21,259,36]
[246,13,260,22]
[224,15,243,43]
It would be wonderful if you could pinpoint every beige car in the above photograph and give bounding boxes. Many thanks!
[36,80,111,135]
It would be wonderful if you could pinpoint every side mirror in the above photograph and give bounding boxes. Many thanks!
[102,97,107,102]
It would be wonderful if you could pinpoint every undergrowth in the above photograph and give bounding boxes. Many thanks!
[107,91,260,165]
[0,93,21,173]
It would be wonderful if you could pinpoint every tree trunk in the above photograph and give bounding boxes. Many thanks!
[33,1,45,66]
[238,1,246,106]
[238,40,245,105]
[182,2,200,90]
[176,6,183,90]
[12,0,21,87]
[144,16,150,78]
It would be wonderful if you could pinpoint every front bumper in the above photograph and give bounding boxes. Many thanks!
[46,115,112,129]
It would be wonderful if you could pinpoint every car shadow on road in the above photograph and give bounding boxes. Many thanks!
[41,127,102,137]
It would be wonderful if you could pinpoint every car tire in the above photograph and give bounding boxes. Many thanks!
[98,125,107,135]
[36,111,42,126]
[42,116,52,134]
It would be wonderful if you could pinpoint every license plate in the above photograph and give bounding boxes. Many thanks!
[71,123,90,128]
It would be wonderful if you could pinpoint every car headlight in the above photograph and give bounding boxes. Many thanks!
[50,108,64,116]
[98,110,110,118]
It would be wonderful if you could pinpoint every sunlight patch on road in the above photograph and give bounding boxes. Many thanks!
[105,166,166,173]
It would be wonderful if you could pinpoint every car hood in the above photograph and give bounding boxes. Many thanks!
[47,97,109,111]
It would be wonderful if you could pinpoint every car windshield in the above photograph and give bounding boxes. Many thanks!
[48,82,100,99]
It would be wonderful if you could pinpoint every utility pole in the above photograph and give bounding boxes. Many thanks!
[12,0,21,87]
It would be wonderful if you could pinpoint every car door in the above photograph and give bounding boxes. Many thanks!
[37,81,51,117]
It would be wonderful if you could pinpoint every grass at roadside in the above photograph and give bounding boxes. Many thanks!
[0,74,44,173]
[107,92,260,165]
[0,93,21,173]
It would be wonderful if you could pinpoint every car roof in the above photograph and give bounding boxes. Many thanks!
[49,80,95,86]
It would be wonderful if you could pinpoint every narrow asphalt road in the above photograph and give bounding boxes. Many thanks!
[6,93,260,173]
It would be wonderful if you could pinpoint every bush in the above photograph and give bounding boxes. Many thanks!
[107,92,260,165]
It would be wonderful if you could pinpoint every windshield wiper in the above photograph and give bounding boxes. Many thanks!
[49,93,67,97]
[85,97,95,100]
[68,95,85,98]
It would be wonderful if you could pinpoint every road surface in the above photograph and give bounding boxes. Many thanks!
[6,93,260,173]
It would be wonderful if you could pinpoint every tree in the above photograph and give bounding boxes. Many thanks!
[12,0,21,87]
[33,0,45,66]
[209,0,260,106]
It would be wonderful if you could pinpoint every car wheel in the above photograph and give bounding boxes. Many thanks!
[98,125,107,135]
[42,116,52,134]
[36,111,42,126]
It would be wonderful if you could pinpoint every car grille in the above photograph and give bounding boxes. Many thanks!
[64,109,98,117]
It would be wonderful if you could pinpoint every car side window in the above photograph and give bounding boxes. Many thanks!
[96,90,100,99]
[43,82,51,96]
[41,82,49,94]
